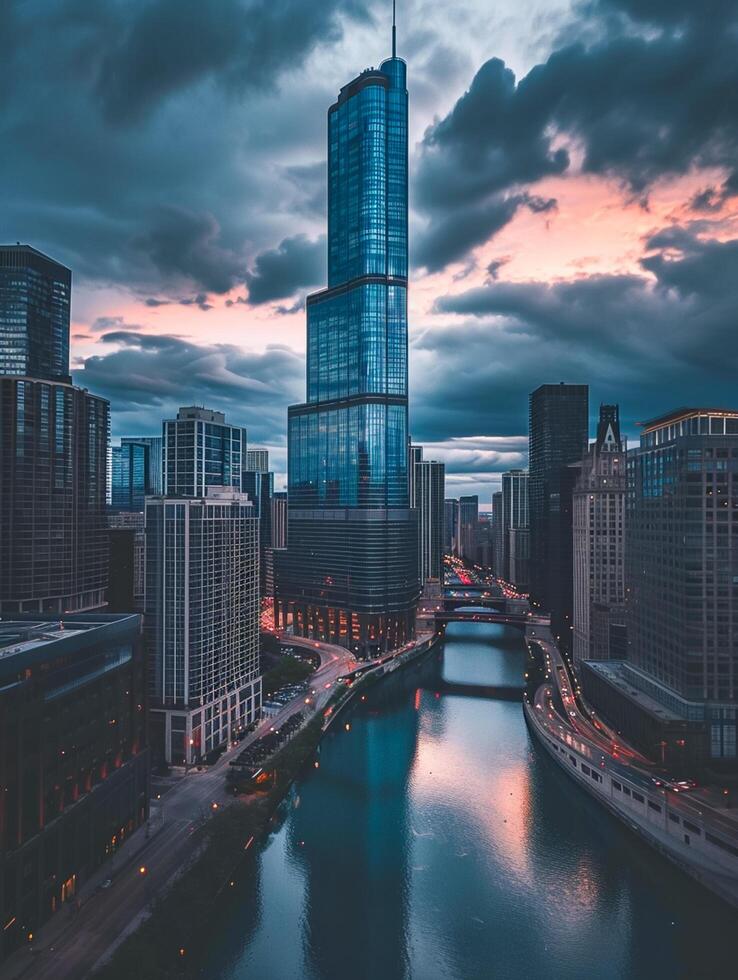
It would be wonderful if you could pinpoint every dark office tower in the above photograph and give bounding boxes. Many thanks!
[271,492,288,550]
[458,495,479,561]
[111,441,148,511]
[0,381,109,614]
[0,245,71,382]
[276,27,418,656]
[163,406,247,497]
[0,614,149,962]
[243,468,274,595]
[491,491,504,575]
[121,435,162,494]
[528,383,589,651]
[444,498,459,555]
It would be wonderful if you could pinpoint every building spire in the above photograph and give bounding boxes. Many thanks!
[392,0,397,58]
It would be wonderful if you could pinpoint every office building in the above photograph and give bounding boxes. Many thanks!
[508,527,530,592]
[0,614,149,962]
[529,383,589,651]
[572,405,626,665]
[246,448,269,473]
[582,408,738,773]
[501,469,529,581]
[444,498,459,556]
[162,406,247,498]
[491,491,504,575]
[111,441,151,511]
[107,511,145,612]
[145,487,261,765]
[0,379,109,615]
[243,468,274,596]
[275,28,418,655]
[271,491,288,549]
[410,446,445,583]
[121,436,162,493]
[0,245,71,382]
[458,495,479,562]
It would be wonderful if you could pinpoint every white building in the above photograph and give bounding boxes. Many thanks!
[145,486,261,765]
[572,404,626,666]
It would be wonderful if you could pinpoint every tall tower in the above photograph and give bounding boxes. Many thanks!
[276,19,418,656]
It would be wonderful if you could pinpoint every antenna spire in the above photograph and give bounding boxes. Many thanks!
[392,0,396,58]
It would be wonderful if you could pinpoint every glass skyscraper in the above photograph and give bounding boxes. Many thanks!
[276,29,418,656]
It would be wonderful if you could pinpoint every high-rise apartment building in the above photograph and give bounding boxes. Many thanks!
[0,245,109,615]
[583,408,738,773]
[276,29,418,655]
[501,469,529,581]
[162,406,246,498]
[572,405,626,665]
[529,383,589,651]
[0,245,71,382]
[246,448,269,473]
[410,446,445,583]
[145,487,261,765]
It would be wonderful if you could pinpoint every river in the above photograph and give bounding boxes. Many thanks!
[201,621,736,980]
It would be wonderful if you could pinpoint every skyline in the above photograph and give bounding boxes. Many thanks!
[3,0,738,503]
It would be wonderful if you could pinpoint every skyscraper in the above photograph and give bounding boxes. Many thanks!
[458,495,479,561]
[145,487,261,765]
[582,407,738,773]
[243,467,274,596]
[410,446,445,584]
[444,498,459,556]
[121,435,162,493]
[162,406,247,498]
[0,246,109,615]
[501,469,529,581]
[276,23,418,655]
[572,405,626,664]
[111,441,148,511]
[529,383,589,650]
[0,245,71,382]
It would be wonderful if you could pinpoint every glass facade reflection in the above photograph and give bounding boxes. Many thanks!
[277,44,418,655]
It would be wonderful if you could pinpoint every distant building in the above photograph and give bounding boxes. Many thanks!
[458,495,479,562]
[111,438,162,512]
[162,406,247,498]
[410,446,445,583]
[121,436,162,493]
[246,448,269,473]
[444,498,459,555]
[529,383,589,651]
[243,468,274,596]
[0,614,149,962]
[572,405,626,665]
[491,491,504,575]
[0,245,71,382]
[508,527,530,592]
[501,469,528,581]
[271,491,288,549]
[583,407,738,774]
[145,487,261,765]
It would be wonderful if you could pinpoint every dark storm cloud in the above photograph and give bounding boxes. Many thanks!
[73,331,304,442]
[245,234,325,305]
[413,0,738,270]
[411,226,738,443]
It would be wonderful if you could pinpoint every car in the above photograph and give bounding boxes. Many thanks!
[675,779,697,791]
[101,878,113,889]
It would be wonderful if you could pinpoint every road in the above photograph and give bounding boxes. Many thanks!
[2,638,357,980]
[527,629,738,841]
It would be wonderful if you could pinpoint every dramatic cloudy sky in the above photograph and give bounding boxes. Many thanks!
[3,0,738,504]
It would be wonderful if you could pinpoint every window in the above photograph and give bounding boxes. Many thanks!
[632,791,644,803]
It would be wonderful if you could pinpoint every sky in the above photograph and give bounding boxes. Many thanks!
[3,0,738,505]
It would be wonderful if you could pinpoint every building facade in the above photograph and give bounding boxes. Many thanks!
[572,405,627,665]
[246,448,269,473]
[620,408,738,770]
[444,498,459,556]
[145,487,261,765]
[276,35,418,656]
[243,468,274,596]
[491,491,504,575]
[458,495,479,562]
[508,527,530,592]
[121,436,162,493]
[0,377,109,615]
[0,614,149,962]
[162,406,247,498]
[410,447,445,584]
[529,383,589,651]
[0,245,71,383]
[500,469,528,581]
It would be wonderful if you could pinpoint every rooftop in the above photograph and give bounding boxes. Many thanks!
[639,407,738,432]
[0,613,140,676]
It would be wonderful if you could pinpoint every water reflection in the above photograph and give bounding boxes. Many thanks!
[204,623,736,980]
